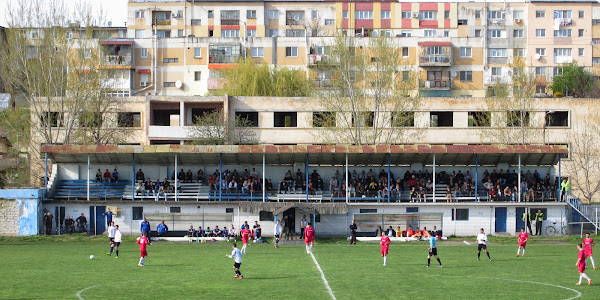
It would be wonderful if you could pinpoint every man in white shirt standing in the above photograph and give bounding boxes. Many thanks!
[300,215,308,240]
[274,220,281,248]
[476,228,492,261]
[107,221,116,256]
[226,243,244,279]
[113,225,122,259]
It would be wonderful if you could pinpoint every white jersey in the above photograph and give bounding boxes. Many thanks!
[301,218,308,228]
[114,230,122,243]
[229,248,243,263]
[229,227,237,235]
[477,233,487,245]
[274,223,281,235]
[108,226,116,238]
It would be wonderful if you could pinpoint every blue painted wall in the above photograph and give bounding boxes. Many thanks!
[17,199,38,236]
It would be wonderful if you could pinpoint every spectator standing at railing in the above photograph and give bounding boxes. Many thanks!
[43,211,53,235]
[535,210,544,236]
[561,178,570,202]
[349,220,357,245]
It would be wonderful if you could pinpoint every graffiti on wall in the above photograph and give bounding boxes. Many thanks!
[18,199,38,236]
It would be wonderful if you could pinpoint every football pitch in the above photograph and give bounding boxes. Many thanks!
[1,236,599,299]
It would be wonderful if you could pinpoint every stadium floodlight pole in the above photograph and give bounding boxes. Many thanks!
[175,153,178,202]
[518,154,522,202]
[131,153,135,201]
[387,153,391,203]
[87,154,90,201]
[432,154,436,203]
[219,153,223,202]
[262,153,266,202]
[345,153,349,203]
[306,153,309,203]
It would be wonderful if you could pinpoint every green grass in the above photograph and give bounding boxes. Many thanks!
[1,235,599,299]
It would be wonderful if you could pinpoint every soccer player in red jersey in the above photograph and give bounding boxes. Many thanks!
[136,232,149,266]
[304,223,315,254]
[240,227,251,254]
[576,243,592,285]
[584,233,596,270]
[517,228,529,257]
[381,234,391,266]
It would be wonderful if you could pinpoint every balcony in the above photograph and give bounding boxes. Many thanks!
[420,80,451,90]
[104,54,132,66]
[208,43,241,66]
[308,54,337,67]
[148,125,189,139]
[418,42,452,67]
[100,39,133,68]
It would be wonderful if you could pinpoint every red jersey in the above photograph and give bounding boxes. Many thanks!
[137,236,149,252]
[584,238,594,249]
[518,232,529,243]
[304,226,315,242]
[406,229,414,237]
[579,249,587,265]
[381,236,390,248]
[241,229,251,242]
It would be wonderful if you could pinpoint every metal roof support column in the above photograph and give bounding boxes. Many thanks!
[388,153,391,203]
[175,153,178,202]
[306,154,309,203]
[475,154,479,202]
[262,153,266,202]
[132,153,135,201]
[87,154,90,201]
[219,153,223,202]
[518,154,522,203]
[432,154,436,203]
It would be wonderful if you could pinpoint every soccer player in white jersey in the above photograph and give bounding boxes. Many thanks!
[226,243,244,279]
[273,220,281,248]
[477,228,491,261]
[113,225,122,259]
[106,221,116,256]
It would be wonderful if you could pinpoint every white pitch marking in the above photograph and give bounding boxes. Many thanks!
[75,285,99,300]
[310,252,337,300]
[463,241,471,245]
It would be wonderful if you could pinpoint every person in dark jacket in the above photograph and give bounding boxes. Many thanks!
[349,220,358,245]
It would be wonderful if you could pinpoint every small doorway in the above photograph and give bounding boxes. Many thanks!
[495,207,507,233]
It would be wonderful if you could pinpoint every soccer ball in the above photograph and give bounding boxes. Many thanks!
[90,255,95,260]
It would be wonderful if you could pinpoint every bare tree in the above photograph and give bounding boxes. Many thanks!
[310,34,421,145]
[567,114,600,203]
[187,110,257,145]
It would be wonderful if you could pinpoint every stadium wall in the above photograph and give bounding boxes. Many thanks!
[0,189,43,236]
[40,201,568,237]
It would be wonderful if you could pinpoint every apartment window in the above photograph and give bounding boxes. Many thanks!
[154,12,170,20]
[457,19,468,25]
[313,112,336,128]
[380,30,392,37]
[315,46,331,55]
[507,111,530,127]
[489,30,506,38]
[135,30,144,38]
[267,29,279,37]
[444,30,450,37]
[392,112,415,127]
[286,11,305,24]
[156,30,170,38]
[420,11,437,20]
[135,10,144,19]
[554,48,572,63]
[475,10,481,19]
[352,112,375,127]
[246,29,256,37]
[468,112,491,127]
[82,48,91,59]
[274,112,297,127]
[444,11,450,19]
[163,58,178,63]
[324,19,335,25]
[194,71,201,81]
[460,47,472,58]
[222,29,240,38]
[452,209,469,221]
[535,67,546,76]
[488,10,505,20]
[40,112,63,127]
[402,47,409,57]
[343,11,348,19]
[235,112,258,127]
[80,112,102,128]
[474,29,481,37]
[132,207,143,221]
[460,71,472,82]
[514,10,524,20]
[285,47,298,57]
[513,29,523,38]
[514,48,524,57]
[430,112,453,127]
[536,85,546,94]
[251,47,264,57]
[286,29,305,37]
[177,29,184,37]
[536,29,546,37]
[546,111,569,127]
[259,211,274,221]
[491,67,502,76]
[163,82,175,87]
[209,29,214,37]
[401,30,412,37]
[381,11,391,19]
[554,67,564,76]
[536,48,546,56]
[554,10,572,19]
[536,10,545,18]
[402,71,410,81]
[170,207,181,213]
[247,10,256,19]
[118,112,141,127]
[579,10,585,18]
[424,30,436,37]
[554,29,571,37]
[579,29,584,37]
[268,10,278,19]
[191,19,201,25]
[208,10,214,18]
[140,48,148,59]
[489,48,506,57]
[579,48,584,56]
[209,70,222,78]
[194,47,201,58]
[355,11,374,19]
[401,11,411,19]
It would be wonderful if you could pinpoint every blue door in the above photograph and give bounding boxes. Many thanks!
[495,207,507,232]
[516,207,525,233]
[95,206,106,234]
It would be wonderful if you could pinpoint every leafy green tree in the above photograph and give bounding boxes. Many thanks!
[551,62,594,98]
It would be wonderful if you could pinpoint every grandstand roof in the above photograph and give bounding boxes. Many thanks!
[41,144,567,166]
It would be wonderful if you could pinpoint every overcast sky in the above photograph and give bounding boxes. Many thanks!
[0,0,128,27]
